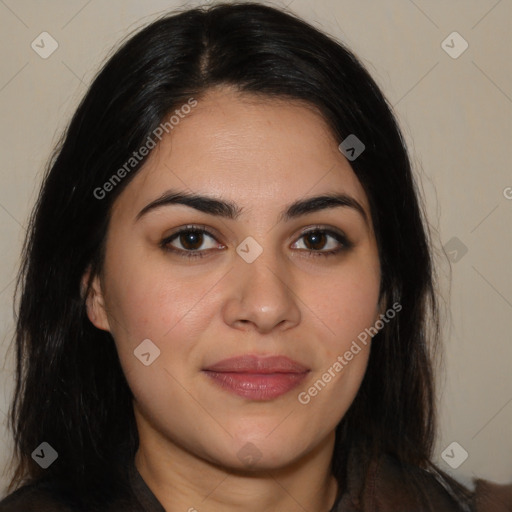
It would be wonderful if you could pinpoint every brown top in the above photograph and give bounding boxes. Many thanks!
[0,454,511,511]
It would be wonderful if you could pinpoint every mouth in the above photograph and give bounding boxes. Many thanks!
[202,354,310,401]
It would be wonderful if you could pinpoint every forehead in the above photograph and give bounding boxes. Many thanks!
[111,87,371,221]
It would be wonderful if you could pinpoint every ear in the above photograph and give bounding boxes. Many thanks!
[81,266,111,332]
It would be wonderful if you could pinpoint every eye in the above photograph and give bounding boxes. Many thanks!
[160,225,352,260]
[160,226,224,259]
[291,227,352,257]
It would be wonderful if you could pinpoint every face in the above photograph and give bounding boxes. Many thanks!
[85,86,383,471]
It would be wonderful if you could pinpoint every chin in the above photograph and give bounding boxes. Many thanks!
[209,432,314,472]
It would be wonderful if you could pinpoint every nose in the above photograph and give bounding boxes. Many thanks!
[221,248,301,334]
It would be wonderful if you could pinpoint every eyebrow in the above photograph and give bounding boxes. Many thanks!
[135,189,368,225]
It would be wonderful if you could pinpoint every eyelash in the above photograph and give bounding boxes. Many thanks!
[159,224,353,260]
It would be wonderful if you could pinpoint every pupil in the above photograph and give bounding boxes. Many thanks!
[306,231,325,250]
[181,231,202,250]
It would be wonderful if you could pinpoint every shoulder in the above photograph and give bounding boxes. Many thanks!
[0,480,75,512]
[472,478,512,512]
[0,477,145,512]
[365,453,473,511]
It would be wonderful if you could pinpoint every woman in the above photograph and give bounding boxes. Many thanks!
[0,3,508,511]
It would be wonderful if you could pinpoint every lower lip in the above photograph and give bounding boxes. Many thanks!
[203,371,309,400]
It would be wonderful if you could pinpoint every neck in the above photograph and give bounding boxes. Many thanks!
[134,417,340,512]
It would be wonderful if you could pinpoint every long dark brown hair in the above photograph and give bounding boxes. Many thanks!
[6,2,473,509]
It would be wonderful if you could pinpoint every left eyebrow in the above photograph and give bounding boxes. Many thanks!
[135,188,368,226]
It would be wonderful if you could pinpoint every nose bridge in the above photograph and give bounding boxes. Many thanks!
[236,239,290,302]
[223,237,301,332]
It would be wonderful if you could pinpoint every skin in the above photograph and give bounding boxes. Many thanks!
[84,86,383,512]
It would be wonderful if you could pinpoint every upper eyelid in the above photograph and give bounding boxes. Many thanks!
[165,224,218,239]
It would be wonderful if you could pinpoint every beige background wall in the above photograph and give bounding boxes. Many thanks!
[0,0,510,496]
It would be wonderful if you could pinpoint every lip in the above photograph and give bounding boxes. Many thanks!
[203,355,310,401]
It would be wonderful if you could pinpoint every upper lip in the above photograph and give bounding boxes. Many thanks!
[203,354,310,374]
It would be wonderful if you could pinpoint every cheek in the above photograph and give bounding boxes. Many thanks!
[102,259,206,423]
[295,270,378,419]
[101,247,225,386]
[103,237,381,381]
[308,263,381,355]
[102,249,205,340]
